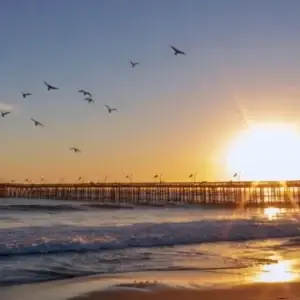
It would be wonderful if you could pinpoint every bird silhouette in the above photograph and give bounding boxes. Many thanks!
[170,45,186,55]
[1,111,11,117]
[84,97,94,104]
[105,105,117,113]
[30,118,44,127]
[70,147,81,153]
[22,92,32,99]
[44,81,59,91]
[78,89,92,97]
[130,61,139,68]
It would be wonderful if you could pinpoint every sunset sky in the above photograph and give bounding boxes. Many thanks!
[2,0,300,183]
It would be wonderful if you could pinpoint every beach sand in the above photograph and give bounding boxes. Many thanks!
[71,282,300,300]
[1,270,300,300]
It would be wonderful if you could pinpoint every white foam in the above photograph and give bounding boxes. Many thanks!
[0,218,300,256]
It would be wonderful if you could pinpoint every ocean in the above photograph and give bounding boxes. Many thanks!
[1,197,300,287]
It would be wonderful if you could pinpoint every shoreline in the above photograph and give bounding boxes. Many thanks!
[2,275,300,300]
[2,269,300,300]
[70,282,300,300]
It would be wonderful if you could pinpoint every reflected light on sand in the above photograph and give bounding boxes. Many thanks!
[254,260,296,283]
[264,207,284,220]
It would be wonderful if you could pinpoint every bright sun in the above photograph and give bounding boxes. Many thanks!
[226,123,300,181]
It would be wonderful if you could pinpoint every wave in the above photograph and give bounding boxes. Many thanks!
[0,204,84,212]
[1,218,300,257]
[0,203,135,212]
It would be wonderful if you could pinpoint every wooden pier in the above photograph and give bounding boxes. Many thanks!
[2,180,300,207]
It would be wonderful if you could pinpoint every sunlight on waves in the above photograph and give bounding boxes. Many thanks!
[254,259,296,283]
[263,207,284,220]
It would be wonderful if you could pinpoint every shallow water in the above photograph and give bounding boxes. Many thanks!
[1,198,300,286]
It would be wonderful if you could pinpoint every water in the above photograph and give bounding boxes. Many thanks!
[1,198,300,287]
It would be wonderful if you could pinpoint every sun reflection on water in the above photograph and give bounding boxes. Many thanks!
[264,207,285,220]
[254,260,296,283]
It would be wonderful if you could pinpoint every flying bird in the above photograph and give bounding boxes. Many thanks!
[1,111,11,117]
[22,92,32,99]
[78,89,92,97]
[30,118,44,127]
[84,97,94,104]
[105,105,117,113]
[170,45,186,56]
[44,81,59,91]
[130,61,139,68]
[70,147,81,153]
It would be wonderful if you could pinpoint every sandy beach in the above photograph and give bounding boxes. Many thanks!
[1,269,300,300]
[70,283,300,300]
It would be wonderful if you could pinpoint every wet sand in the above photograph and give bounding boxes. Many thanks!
[1,270,300,300]
[71,282,300,300]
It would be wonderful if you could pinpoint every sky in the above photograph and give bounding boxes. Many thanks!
[1,0,300,182]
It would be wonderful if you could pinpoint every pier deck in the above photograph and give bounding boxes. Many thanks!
[1,180,300,207]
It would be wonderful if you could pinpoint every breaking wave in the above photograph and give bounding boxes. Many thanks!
[1,218,300,257]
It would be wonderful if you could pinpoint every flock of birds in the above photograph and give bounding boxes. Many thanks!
[1,45,186,156]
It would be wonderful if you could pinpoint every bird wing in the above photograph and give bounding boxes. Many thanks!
[105,105,110,110]
[171,46,178,52]
[31,118,43,126]
[112,108,117,111]
[171,45,185,54]
[78,89,85,93]
[3,112,10,116]
[86,92,92,97]
[45,81,58,89]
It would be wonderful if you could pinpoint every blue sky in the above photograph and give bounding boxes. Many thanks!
[1,0,300,182]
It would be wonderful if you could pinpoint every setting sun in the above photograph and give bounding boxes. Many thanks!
[226,123,300,181]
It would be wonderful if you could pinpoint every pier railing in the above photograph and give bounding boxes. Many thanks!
[1,181,300,207]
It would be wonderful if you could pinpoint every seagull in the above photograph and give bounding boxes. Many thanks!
[44,81,59,91]
[22,92,32,99]
[70,147,81,153]
[78,89,92,97]
[30,118,44,127]
[105,105,117,113]
[170,45,186,56]
[130,61,139,68]
[1,111,11,117]
[84,97,94,104]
